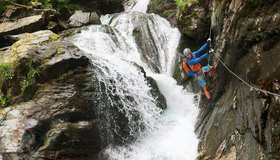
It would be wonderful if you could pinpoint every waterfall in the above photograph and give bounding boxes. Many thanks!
[71,1,199,159]
[125,0,150,13]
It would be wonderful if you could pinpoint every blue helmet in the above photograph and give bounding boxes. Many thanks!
[183,48,191,56]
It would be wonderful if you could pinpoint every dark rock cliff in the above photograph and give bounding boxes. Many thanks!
[173,0,280,159]
[147,0,177,26]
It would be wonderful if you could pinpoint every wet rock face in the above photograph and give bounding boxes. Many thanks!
[0,30,97,159]
[121,11,177,73]
[0,29,167,159]
[67,11,101,28]
[146,76,167,110]
[147,0,177,26]
[0,30,89,105]
[86,12,156,72]
[179,1,280,160]
[133,63,167,110]
[0,68,101,160]
[176,0,210,42]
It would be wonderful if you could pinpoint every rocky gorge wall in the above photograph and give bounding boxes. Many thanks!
[1,0,280,159]
[149,0,280,159]
[169,0,280,159]
[0,1,168,159]
[0,29,166,160]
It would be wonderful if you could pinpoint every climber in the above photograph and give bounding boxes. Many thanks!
[181,38,214,99]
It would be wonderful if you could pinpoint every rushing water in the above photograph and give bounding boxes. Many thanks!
[125,0,150,12]
[72,0,199,159]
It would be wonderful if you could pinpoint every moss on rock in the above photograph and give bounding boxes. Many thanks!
[0,30,88,107]
[147,0,177,25]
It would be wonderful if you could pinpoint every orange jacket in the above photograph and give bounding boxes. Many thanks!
[182,58,203,77]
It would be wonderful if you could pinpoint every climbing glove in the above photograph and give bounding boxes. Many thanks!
[209,48,214,54]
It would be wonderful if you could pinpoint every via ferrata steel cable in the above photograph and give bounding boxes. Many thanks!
[208,21,280,97]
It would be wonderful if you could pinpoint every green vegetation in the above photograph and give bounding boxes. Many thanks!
[0,0,80,16]
[175,0,188,10]
[56,45,65,55]
[174,0,199,11]
[0,63,14,80]
[0,0,125,18]
[0,107,4,116]
[20,61,39,92]
[0,0,28,14]
[34,0,80,15]
[0,63,14,107]
[162,10,174,18]
[0,91,8,107]
[38,32,60,46]
[61,30,75,38]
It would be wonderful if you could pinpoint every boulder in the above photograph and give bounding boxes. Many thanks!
[0,7,57,22]
[147,76,167,110]
[0,9,59,36]
[0,15,44,36]
[0,30,100,159]
[67,11,101,28]
[0,30,89,105]
[3,33,28,42]
[0,68,101,159]
[132,62,167,110]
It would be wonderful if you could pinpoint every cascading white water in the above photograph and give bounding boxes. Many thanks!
[125,0,150,13]
[105,74,199,160]
[71,25,162,137]
[71,0,199,159]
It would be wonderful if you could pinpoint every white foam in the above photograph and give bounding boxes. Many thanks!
[72,6,198,160]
